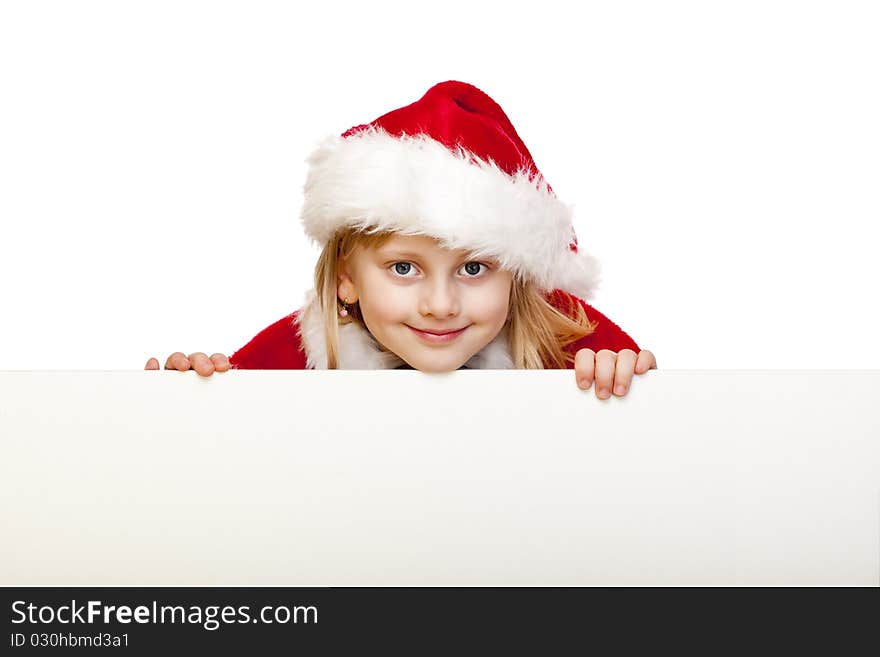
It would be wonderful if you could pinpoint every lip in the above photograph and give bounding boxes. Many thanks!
[406,324,470,343]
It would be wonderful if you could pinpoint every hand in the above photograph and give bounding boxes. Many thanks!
[574,348,657,399]
[144,352,231,377]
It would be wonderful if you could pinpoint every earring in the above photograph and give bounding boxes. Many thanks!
[338,297,351,317]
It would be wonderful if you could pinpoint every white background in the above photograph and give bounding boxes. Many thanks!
[1,0,877,369]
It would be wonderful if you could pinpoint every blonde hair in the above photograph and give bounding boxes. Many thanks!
[312,227,597,369]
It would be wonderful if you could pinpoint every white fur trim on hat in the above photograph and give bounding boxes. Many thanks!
[297,290,513,370]
[300,126,601,299]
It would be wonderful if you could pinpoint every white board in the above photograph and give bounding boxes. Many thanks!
[1,370,878,585]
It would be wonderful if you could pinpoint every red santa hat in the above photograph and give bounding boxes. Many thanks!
[300,80,601,300]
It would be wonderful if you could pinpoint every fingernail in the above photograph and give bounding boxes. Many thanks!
[577,379,588,390]
[615,385,626,395]
[598,388,609,398]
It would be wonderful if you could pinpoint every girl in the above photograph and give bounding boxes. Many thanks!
[146,81,657,399]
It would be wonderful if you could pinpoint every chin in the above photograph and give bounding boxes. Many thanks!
[406,354,469,373]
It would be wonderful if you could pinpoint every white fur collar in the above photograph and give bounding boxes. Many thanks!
[296,290,514,370]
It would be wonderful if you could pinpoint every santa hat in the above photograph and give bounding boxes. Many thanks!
[300,80,600,300]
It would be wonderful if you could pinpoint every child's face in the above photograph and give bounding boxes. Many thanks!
[338,234,514,372]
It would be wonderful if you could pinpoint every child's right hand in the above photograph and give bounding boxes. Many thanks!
[144,352,231,377]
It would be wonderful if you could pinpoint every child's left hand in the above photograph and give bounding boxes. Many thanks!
[574,349,657,399]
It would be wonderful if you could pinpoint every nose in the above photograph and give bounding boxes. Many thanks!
[418,278,460,318]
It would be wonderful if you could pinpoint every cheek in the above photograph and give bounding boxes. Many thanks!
[360,281,409,325]
[472,281,512,323]
[375,290,409,317]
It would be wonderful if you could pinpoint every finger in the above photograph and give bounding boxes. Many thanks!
[594,350,617,399]
[187,352,215,377]
[211,353,231,372]
[574,349,596,390]
[635,350,658,374]
[613,349,638,396]
[164,352,191,371]
[145,357,159,370]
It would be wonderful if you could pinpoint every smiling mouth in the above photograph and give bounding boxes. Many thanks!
[408,325,469,335]
[406,324,470,343]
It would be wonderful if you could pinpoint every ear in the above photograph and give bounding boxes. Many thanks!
[336,257,359,304]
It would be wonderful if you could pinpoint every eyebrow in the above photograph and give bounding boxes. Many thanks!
[378,250,426,260]
[377,250,499,269]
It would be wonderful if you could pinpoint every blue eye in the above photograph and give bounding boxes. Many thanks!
[460,262,487,277]
[391,262,416,277]
[389,261,489,278]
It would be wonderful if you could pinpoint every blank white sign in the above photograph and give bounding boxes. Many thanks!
[1,370,878,585]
